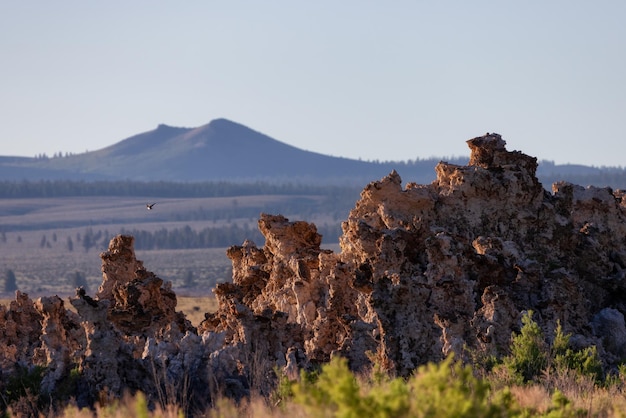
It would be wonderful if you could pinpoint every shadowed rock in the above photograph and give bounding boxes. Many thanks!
[201,133,626,377]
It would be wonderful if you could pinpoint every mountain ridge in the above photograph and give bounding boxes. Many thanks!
[1,118,625,187]
[0,118,436,184]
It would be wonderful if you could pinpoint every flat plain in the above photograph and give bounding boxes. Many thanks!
[0,194,343,298]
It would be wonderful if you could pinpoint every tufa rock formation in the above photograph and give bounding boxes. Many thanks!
[1,133,625,409]
[200,133,626,378]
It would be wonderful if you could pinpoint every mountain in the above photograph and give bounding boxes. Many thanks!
[0,119,441,184]
[1,118,625,187]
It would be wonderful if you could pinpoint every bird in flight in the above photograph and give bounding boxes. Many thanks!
[146,203,156,210]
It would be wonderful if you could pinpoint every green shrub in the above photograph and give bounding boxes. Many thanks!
[541,389,586,418]
[504,310,548,383]
[409,354,514,418]
[292,356,406,418]
[503,311,602,384]
[551,321,603,383]
[291,354,515,418]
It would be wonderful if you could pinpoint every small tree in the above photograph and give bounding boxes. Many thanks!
[504,310,548,382]
[182,270,195,288]
[503,310,603,384]
[82,232,92,253]
[68,271,88,292]
[4,269,17,293]
[552,320,603,382]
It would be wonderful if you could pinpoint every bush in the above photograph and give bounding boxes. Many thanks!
[551,321,603,383]
[292,356,411,417]
[503,311,603,384]
[542,389,587,418]
[504,310,548,383]
[409,355,515,418]
[291,355,514,418]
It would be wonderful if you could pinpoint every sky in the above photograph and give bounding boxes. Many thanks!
[1,1,625,167]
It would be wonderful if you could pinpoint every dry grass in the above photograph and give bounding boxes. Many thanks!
[510,382,626,417]
[509,384,553,414]
[177,295,219,326]
[42,371,626,418]
[48,392,298,418]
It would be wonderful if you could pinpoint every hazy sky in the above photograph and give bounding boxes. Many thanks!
[1,1,625,166]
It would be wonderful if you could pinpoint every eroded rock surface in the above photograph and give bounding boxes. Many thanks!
[201,133,626,377]
[0,236,207,409]
[1,133,625,407]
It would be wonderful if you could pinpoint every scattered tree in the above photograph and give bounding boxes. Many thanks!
[4,269,17,293]
[182,270,195,288]
[68,271,89,292]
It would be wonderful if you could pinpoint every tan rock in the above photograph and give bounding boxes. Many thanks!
[2,132,626,404]
[204,133,626,377]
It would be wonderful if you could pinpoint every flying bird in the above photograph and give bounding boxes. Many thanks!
[146,203,156,210]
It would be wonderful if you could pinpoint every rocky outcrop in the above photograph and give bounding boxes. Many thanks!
[201,133,626,377]
[1,133,625,408]
[97,235,193,337]
[0,236,209,410]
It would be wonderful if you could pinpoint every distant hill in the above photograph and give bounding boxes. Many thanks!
[1,118,624,188]
[0,119,442,185]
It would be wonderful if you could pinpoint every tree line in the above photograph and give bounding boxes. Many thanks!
[0,179,361,199]
[4,221,341,255]
[120,224,265,250]
[74,222,343,252]
[537,171,626,190]
[119,222,342,250]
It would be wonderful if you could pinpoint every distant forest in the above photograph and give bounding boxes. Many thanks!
[73,222,342,252]
[538,172,626,190]
[3,163,625,198]
[0,179,361,199]
[0,180,357,247]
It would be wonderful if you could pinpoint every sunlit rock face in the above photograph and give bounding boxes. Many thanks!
[1,133,625,405]
[203,133,626,377]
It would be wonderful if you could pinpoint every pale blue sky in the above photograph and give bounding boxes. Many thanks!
[1,1,625,166]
